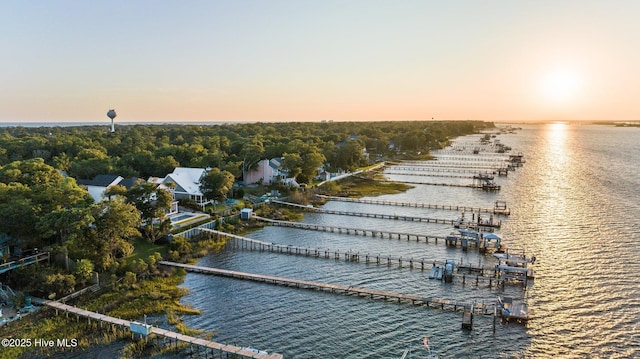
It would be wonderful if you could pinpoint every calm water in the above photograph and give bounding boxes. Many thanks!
[180,124,640,358]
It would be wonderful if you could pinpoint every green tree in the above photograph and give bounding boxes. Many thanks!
[36,207,94,245]
[43,273,76,298]
[240,137,264,181]
[106,181,173,242]
[74,259,94,286]
[200,168,235,210]
[298,150,326,184]
[52,152,72,172]
[78,199,141,271]
[282,152,303,180]
[0,159,93,247]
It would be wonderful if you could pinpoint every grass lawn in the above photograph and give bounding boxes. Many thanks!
[127,238,168,266]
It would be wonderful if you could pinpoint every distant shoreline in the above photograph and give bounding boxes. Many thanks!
[0,121,239,128]
[1,120,636,129]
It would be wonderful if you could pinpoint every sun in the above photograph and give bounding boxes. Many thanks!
[539,68,582,104]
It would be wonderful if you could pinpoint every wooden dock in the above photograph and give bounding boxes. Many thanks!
[0,252,50,274]
[315,195,510,215]
[391,162,504,170]
[32,298,283,359]
[385,179,500,190]
[158,261,498,316]
[429,156,510,163]
[252,216,506,255]
[254,216,447,243]
[388,166,497,174]
[195,228,505,287]
[384,171,481,179]
[270,200,457,225]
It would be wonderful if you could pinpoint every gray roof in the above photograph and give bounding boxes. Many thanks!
[118,177,142,190]
[77,174,121,187]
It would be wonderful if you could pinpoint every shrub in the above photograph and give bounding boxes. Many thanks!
[123,271,137,286]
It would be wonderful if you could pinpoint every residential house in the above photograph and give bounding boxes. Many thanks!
[77,174,125,203]
[244,158,286,185]
[149,167,210,209]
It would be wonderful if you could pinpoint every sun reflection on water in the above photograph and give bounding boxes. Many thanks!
[546,122,568,166]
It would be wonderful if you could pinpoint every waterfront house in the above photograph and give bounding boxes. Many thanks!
[244,158,286,185]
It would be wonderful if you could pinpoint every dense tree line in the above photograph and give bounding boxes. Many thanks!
[0,120,491,183]
[0,120,490,296]
[0,159,141,271]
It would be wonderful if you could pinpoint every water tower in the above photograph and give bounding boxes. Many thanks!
[107,109,117,133]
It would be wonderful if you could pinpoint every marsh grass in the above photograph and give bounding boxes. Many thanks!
[85,269,199,319]
[323,172,413,197]
[0,310,130,359]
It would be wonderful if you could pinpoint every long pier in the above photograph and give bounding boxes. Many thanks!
[430,156,510,163]
[384,171,482,179]
[32,298,283,359]
[387,166,503,174]
[386,179,499,190]
[253,217,505,255]
[392,162,504,170]
[315,195,509,215]
[158,261,498,316]
[218,230,504,287]
[270,200,457,225]
[256,216,445,243]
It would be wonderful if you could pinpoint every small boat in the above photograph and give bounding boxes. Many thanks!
[443,260,455,283]
[428,266,443,280]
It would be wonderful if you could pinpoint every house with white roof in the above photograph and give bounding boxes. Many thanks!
[149,167,210,209]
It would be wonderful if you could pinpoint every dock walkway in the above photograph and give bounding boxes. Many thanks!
[195,228,504,286]
[254,216,447,243]
[315,195,509,215]
[387,166,503,174]
[391,162,503,170]
[430,156,510,163]
[158,261,498,316]
[384,171,482,179]
[219,230,503,286]
[32,298,283,359]
[387,179,499,190]
[270,200,456,225]
[253,216,501,254]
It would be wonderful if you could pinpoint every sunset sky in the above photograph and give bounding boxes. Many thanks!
[2,1,639,123]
